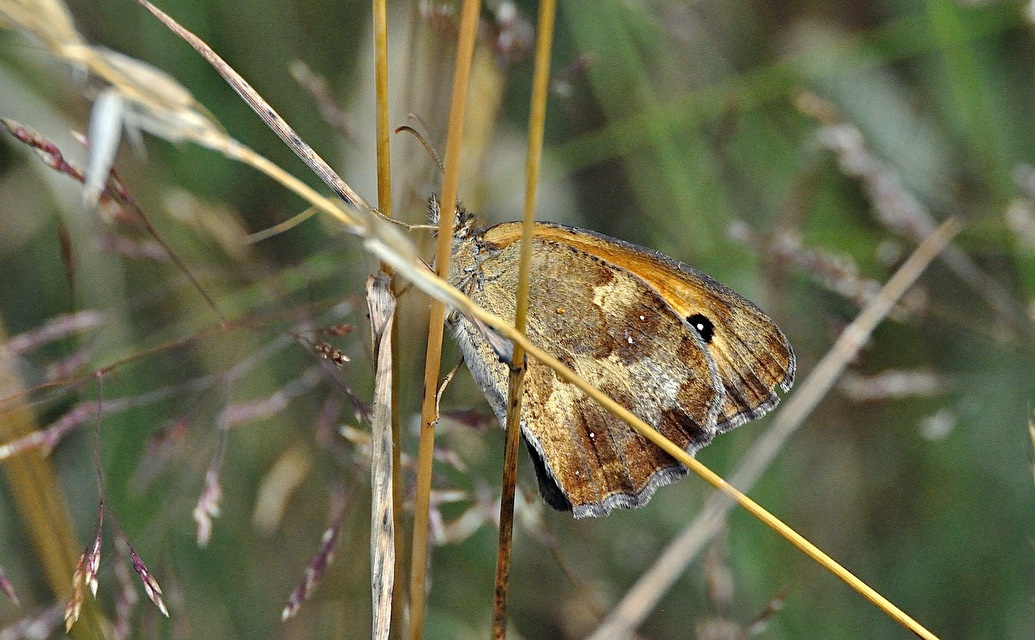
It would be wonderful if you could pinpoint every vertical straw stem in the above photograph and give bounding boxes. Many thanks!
[408,1,482,638]
[491,1,556,638]
[369,1,407,635]
[372,0,392,218]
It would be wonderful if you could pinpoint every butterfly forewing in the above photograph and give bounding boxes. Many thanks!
[451,222,740,517]
[521,223,796,430]
[447,215,794,517]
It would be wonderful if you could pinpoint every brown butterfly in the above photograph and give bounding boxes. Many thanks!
[442,201,795,518]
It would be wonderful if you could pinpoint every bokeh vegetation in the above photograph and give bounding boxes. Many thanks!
[2,0,1034,638]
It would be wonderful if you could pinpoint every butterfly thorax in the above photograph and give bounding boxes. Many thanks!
[427,195,488,294]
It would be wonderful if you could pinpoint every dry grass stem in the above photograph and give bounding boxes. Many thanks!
[492,1,556,637]
[367,4,407,632]
[408,1,483,637]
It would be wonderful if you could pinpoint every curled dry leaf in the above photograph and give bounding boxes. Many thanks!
[366,273,396,640]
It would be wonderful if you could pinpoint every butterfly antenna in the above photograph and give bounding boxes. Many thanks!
[395,117,445,175]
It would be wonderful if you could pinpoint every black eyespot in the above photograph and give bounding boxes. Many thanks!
[686,313,714,343]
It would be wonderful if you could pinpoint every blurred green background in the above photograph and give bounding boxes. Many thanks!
[2,0,1035,638]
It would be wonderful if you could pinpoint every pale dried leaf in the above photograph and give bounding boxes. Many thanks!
[366,273,396,640]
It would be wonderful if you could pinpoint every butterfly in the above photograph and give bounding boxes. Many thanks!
[441,200,795,518]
